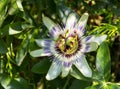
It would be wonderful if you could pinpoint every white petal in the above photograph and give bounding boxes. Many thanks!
[35,39,52,47]
[74,55,92,77]
[35,39,44,47]
[46,61,62,80]
[83,35,107,45]
[42,15,56,32]
[92,35,107,45]
[50,26,62,38]
[82,36,95,43]
[30,49,52,57]
[77,13,89,34]
[65,13,77,30]
[81,42,98,53]
[61,65,71,77]
[59,5,72,25]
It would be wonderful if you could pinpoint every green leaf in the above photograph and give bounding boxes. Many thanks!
[107,83,120,89]
[96,42,111,80]
[0,74,24,89]
[0,0,8,12]
[8,0,19,15]
[0,74,30,89]
[9,23,23,35]
[0,22,33,37]
[0,38,8,54]
[16,0,24,11]
[69,79,90,89]
[0,0,9,27]
[15,77,30,89]
[85,85,100,89]
[2,79,22,89]
[0,24,9,37]
[86,83,120,89]
[0,85,4,89]
[9,22,33,35]
[0,74,11,86]
[31,59,51,74]
[15,37,29,66]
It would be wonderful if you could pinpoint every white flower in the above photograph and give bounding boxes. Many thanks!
[33,13,107,80]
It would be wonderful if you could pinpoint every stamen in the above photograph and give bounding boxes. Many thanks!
[55,30,82,58]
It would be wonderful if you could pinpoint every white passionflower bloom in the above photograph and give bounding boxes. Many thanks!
[35,13,107,80]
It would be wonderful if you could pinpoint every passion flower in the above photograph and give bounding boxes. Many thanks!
[32,13,107,80]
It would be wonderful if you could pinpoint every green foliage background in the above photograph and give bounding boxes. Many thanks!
[0,0,120,89]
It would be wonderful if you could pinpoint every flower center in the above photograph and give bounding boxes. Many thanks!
[56,30,80,56]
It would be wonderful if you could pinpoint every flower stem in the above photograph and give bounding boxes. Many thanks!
[63,75,71,89]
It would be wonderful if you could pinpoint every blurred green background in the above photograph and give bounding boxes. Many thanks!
[0,0,120,89]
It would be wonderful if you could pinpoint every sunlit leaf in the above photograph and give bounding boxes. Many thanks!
[0,74,23,89]
[0,0,8,27]
[9,27,22,35]
[1,22,33,37]
[9,22,33,35]
[8,0,19,15]
[0,0,8,12]
[0,74,11,87]
[16,0,24,11]
[107,83,120,89]
[15,36,29,66]
[86,83,120,89]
